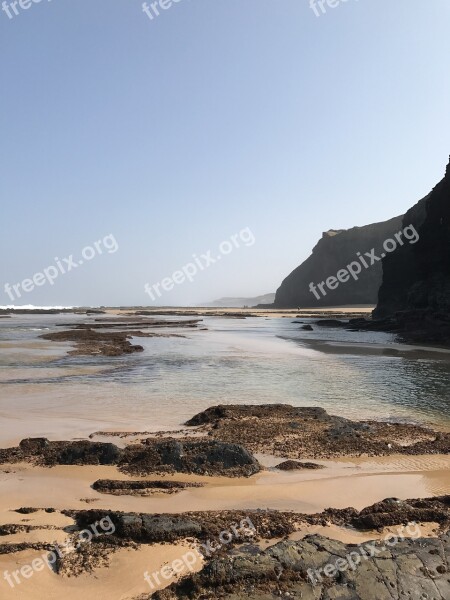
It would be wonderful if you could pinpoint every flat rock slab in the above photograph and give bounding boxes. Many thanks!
[185,404,450,459]
[150,531,450,599]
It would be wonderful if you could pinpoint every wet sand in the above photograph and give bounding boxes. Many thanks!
[1,454,449,516]
[0,543,202,599]
[106,306,375,318]
[0,454,448,599]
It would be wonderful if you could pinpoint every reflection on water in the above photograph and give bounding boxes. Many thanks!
[0,315,449,444]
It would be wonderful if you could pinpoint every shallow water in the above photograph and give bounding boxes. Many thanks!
[0,314,449,445]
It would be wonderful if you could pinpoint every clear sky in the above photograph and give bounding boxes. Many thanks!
[1,0,449,306]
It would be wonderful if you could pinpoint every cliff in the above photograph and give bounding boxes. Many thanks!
[374,157,450,318]
[274,215,403,308]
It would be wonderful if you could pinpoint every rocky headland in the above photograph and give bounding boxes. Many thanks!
[274,215,403,308]
[369,157,450,345]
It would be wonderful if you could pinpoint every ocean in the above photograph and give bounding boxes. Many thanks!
[0,314,449,446]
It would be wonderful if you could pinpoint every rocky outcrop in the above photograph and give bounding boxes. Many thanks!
[151,530,450,600]
[185,404,450,459]
[99,495,448,600]
[275,460,324,470]
[371,157,450,344]
[119,439,261,477]
[17,439,122,465]
[91,479,203,496]
[0,437,261,478]
[274,215,403,308]
[7,497,447,588]
[40,318,201,357]
[40,328,145,356]
[64,495,450,546]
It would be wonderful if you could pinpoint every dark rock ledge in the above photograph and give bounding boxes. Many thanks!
[0,437,261,478]
[92,479,204,496]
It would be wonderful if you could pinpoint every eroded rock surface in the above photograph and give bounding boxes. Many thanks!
[0,438,261,477]
[40,318,200,356]
[275,460,324,471]
[120,439,261,477]
[40,328,145,356]
[150,531,450,599]
[64,495,450,546]
[92,479,203,496]
[185,404,450,459]
[3,497,448,590]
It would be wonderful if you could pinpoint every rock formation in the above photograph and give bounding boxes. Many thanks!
[374,157,450,320]
[153,531,450,600]
[274,215,403,307]
[0,437,261,477]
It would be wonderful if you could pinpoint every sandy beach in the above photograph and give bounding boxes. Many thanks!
[1,451,449,599]
[1,310,449,599]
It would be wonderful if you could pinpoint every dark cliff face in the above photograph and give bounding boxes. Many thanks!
[274,216,403,308]
[374,158,450,318]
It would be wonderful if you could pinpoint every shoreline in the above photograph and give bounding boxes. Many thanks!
[0,406,448,599]
[1,316,449,598]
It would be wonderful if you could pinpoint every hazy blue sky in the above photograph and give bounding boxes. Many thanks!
[1,0,449,306]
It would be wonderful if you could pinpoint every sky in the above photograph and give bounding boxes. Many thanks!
[1,0,449,307]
